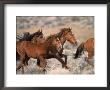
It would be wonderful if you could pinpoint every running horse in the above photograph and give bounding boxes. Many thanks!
[43,27,77,68]
[16,29,43,60]
[74,38,94,65]
[16,29,43,41]
[16,35,62,73]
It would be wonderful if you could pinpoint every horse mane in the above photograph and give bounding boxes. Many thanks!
[18,29,43,41]
[46,35,58,45]
[47,34,57,40]
[57,27,72,38]
[74,42,85,59]
[60,27,71,32]
[57,30,63,38]
[30,29,43,38]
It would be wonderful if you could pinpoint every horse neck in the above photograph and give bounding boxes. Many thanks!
[57,32,66,45]
[75,43,84,58]
[30,33,35,39]
[30,32,38,38]
[45,39,51,48]
[45,38,57,53]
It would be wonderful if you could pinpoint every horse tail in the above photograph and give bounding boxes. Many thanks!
[16,51,20,60]
[74,42,84,59]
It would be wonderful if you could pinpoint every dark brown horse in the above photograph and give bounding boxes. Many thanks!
[74,38,94,64]
[43,27,77,68]
[16,29,43,41]
[16,35,62,73]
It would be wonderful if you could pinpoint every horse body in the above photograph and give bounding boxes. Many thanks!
[16,35,62,73]
[17,41,46,58]
[45,27,77,68]
[16,27,77,73]
[83,38,94,59]
[16,30,43,60]
[74,38,94,65]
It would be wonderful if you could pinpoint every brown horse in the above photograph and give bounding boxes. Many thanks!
[16,29,43,41]
[16,30,43,61]
[43,27,77,68]
[31,34,45,44]
[57,27,77,45]
[16,35,62,73]
[74,38,94,64]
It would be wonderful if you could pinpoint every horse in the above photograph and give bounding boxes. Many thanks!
[31,34,45,44]
[74,38,94,65]
[16,29,43,63]
[42,27,77,68]
[16,29,43,41]
[16,35,62,73]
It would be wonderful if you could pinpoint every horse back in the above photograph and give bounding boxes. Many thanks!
[18,41,47,58]
[84,38,94,58]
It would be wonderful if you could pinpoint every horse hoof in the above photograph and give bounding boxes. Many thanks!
[65,66,69,69]
[43,69,46,72]
[43,69,47,74]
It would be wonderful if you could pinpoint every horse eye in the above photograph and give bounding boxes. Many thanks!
[71,33,74,36]
[56,39,59,41]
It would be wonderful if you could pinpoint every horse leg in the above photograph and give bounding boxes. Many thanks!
[21,65,24,74]
[16,61,25,74]
[60,54,69,69]
[25,56,30,66]
[85,52,94,66]
[37,58,40,67]
[55,53,68,69]
[23,56,31,73]
[38,56,47,72]
[16,55,25,74]
[60,54,67,64]
[16,62,22,71]
[16,51,19,60]
[48,52,66,67]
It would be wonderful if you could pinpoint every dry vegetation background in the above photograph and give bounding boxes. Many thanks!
[16,16,94,74]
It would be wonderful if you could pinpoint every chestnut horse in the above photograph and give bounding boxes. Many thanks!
[16,35,62,73]
[16,30,43,61]
[74,38,94,64]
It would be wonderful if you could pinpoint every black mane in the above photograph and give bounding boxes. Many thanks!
[17,30,43,41]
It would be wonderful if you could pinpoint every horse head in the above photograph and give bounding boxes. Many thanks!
[60,27,77,46]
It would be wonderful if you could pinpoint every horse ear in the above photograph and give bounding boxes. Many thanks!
[69,27,72,30]
[40,29,42,32]
[67,27,71,32]
[38,29,40,32]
